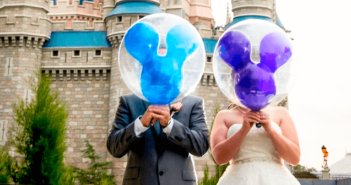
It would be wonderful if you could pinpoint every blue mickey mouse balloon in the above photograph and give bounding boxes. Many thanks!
[119,13,206,105]
[213,19,295,111]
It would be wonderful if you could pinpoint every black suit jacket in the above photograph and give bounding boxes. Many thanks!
[107,94,209,185]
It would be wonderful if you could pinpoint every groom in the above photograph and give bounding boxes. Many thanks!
[107,94,209,185]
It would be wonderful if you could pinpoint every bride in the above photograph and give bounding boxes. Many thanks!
[210,104,301,185]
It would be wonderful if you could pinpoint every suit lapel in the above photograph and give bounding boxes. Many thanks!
[142,99,151,111]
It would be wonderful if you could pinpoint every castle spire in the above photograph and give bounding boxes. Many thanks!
[226,2,231,25]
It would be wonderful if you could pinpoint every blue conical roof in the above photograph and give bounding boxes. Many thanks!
[226,15,285,30]
[108,1,163,17]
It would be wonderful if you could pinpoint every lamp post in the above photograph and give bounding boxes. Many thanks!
[322,145,329,169]
[321,145,330,180]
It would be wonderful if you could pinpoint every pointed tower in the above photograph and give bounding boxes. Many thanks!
[228,0,285,29]
[226,3,232,25]
[0,0,52,145]
[165,0,214,38]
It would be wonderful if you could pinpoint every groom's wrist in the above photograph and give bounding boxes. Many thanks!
[161,119,171,129]
[162,118,174,135]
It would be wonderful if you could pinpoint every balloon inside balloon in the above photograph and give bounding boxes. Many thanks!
[213,19,295,110]
[119,13,206,105]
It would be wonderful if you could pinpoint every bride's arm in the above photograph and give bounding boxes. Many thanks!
[261,107,300,165]
[211,111,259,165]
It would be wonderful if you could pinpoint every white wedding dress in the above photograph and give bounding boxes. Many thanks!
[217,122,300,185]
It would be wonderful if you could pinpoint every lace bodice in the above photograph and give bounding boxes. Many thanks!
[227,122,282,165]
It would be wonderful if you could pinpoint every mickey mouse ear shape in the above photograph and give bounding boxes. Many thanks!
[258,31,292,73]
[124,22,159,65]
[166,24,199,62]
[218,31,251,72]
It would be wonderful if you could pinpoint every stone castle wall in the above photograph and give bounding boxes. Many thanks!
[0,46,42,145]
[42,48,112,66]
[47,73,111,169]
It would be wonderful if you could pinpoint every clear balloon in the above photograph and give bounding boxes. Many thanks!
[213,19,295,110]
[119,13,206,105]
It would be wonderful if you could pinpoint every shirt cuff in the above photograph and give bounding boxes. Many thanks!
[134,116,149,138]
[162,118,174,135]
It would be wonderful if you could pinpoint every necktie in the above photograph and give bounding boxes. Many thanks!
[152,120,161,137]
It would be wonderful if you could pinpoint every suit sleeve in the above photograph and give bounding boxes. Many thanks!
[106,96,143,158]
[166,98,209,157]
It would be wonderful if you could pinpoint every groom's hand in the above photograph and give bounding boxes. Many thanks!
[140,107,158,127]
[148,105,171,127]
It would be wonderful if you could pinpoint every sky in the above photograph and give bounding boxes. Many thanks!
[212,0,351,170]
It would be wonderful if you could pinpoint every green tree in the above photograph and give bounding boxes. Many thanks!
[0,145,12,184]
[199,106,229,185]
[73,140,116,185]
[10,71,74,185]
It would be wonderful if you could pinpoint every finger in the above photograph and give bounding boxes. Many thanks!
[245,118,259,125]
[150,105,169,111]
[245,114,260,122]
[150,107,170,113]
[151,109,170,117]
[245,116,260,123]
[246,112,260,119]
[151,113,164,121]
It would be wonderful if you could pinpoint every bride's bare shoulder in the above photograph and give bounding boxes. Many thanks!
[215,109,241,127]
[266,106,291,124]
[268,106,289,115]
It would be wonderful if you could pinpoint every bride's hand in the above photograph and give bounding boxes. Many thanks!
[242,111,260,133]
[258,111,273,134]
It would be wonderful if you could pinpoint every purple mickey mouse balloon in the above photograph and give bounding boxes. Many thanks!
[213,19,295,110]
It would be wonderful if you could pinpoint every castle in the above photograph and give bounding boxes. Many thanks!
[0,0,286,183]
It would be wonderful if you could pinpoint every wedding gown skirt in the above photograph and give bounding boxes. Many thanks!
[217,122,300,185]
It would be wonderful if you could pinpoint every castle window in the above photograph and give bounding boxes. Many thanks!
[94,50,102,57]
[207,56,212,62]
[117,16,123,23]
[73,50,81,57]
[52,50,60,58]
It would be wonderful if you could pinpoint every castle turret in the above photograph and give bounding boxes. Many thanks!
[0,0,52,145]
[227,0,285,29]
[48,0,104,30]
[231,0,274,19]
[165,0,214,38]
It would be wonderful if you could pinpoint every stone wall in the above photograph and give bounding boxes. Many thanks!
[0,46,42,146]
[42,48,112,66]
[48,73,111,168]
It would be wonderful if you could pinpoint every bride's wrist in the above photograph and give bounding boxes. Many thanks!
[240,126,250,134]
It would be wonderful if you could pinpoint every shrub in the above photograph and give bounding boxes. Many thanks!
[9,71,74,185]
[74,140,115,185]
